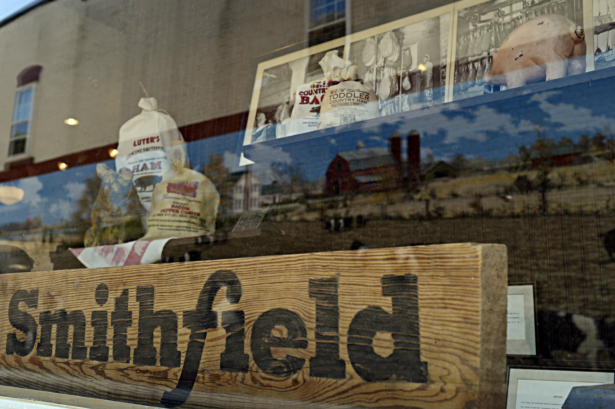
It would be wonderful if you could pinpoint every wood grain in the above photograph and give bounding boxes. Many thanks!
[0,243,507,408]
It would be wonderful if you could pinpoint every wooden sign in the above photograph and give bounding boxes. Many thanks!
[0,243,507,408]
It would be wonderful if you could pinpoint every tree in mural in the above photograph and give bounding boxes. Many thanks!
[450,153,467,170]
[516,129,557,214]
[577,134,591,152]
[68,174,101,246]
[202,153,232,216]
[529,130,556,214]
[558,137,574,147]
[605,128,615,162]
[592,132,607,151]
[518,145,531,170]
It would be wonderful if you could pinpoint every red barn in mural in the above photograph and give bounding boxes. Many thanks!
[325,132,420,196]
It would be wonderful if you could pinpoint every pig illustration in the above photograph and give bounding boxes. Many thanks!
[135,175,162,192]
[84,164,145,247]
[487,14,586,89]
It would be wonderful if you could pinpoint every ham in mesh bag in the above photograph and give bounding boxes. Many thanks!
[115,97,187,214]
[140,142,219,241]
[317,51,380,130]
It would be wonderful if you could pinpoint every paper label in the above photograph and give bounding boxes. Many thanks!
[289,80,332,136]
[507,294,526,340]
[318,81,380,130]
[116,137,171,212]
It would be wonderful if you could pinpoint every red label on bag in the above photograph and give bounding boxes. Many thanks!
[166,182,199,198]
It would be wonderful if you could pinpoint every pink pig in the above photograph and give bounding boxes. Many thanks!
[487,14,586,89]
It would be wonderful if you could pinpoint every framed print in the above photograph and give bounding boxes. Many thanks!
[592,0,615,70]
[453,0,584,101]
[346,7,453,117]
[506,368,614,409]
[242,37,346,149]
[507,283,537,356]
[242,4,456,156]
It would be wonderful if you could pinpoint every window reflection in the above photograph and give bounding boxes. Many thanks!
[2,2,615,406]
[9,86,33,156]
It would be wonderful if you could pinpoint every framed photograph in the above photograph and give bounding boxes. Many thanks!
[593,0,615,70]
[506,367,614,409]
[507,283,537,356]
[452,0,584,101]
[346,6,453,117]
[242,37,346,149]
[242,4,456,156]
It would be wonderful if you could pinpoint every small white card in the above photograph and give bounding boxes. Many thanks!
[507,294,526,340]
[507,285,536,355]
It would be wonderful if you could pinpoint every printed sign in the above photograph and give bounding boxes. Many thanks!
[0,244,506,408]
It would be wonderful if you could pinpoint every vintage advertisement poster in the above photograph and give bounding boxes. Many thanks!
[242,5,455,150]
[453,0,584,101]
[348,14,450,116]
[243,40,345,147]
[594,0,615,69]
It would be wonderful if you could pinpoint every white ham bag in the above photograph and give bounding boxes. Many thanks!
[115,97,186,213]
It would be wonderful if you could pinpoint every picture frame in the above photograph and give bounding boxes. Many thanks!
[591,0,615,71]
[242,37,346,150]
[507,283,537,356]
[241,4,456,154]
[451,0,586,101]
[345,5,455,115]
[241,0,597,166]
[506,367,614,409]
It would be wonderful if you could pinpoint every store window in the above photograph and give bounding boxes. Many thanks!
[2,1,615,408]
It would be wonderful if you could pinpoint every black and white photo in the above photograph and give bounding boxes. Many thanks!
[348,14,450,116]
[244,42,345,146]
[594,0,615,69]
[454,0,583,101]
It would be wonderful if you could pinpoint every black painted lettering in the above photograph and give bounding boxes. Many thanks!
[251,308,308,378]
[37,309,87,360]
[348,274,427,382]
[6,289,38,356]
[90,311,108,362]
[161,270,245,408]
[309,277,345,379]
[134,286,181,367]
[220,310,249,372]
[90,284,109,362]
[111,289,132,363]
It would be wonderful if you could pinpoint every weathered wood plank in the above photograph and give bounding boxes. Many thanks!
[0,243,507,408]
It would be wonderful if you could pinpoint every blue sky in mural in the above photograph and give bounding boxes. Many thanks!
[0,161,106,227]
[3,69,615,226]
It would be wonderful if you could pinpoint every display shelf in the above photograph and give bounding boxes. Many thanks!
[244,64,615,162]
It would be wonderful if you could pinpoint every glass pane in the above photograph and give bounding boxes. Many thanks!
[336,0,345,18]
[8,138,26,156]
[2,1,615,407]
[311,0,342,27]
[12,87,32,123]
[326,4,335,22]
[10,121,28,139]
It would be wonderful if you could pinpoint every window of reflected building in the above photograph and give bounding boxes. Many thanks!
[0,0,615,408]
